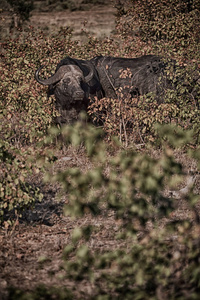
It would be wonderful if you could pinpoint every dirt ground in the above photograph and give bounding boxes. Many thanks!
[30,5,116,41]
[0,2,116,42]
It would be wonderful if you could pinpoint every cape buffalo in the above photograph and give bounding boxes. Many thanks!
[35,57,103,125]
[35,55,199,125]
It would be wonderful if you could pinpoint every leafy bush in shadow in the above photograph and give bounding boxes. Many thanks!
[0,138,43,225]
[115,0,200,59]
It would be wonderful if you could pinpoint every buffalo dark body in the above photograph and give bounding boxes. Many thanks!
[91,55,171,100]
[91,55,200,105]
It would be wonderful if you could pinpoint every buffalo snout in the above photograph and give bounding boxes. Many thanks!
[73,90,85,100]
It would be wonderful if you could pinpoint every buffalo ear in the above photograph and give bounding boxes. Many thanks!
[48,85,55,96]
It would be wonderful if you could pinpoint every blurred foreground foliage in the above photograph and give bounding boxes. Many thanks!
[0,0,200,298]
[10,121,200,299]
[54,123,200,299]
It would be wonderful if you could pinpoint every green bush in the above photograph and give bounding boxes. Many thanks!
[40,122,199,299]
[0,137,43,225]
[0,28,62,225]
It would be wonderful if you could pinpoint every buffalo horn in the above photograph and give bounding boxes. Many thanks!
[83,62,94,82]
[35,65,71,86]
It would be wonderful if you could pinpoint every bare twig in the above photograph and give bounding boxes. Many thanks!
[122,117,128,147]
[170,175,196,199]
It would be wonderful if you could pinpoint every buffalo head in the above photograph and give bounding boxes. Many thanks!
[35,59,101,125]
[35,63,94,103]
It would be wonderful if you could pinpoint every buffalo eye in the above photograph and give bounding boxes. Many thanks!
[77,76,83,82]
[63,78,71,84]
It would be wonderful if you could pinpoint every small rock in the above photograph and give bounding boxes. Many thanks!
[59,157,72,162]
